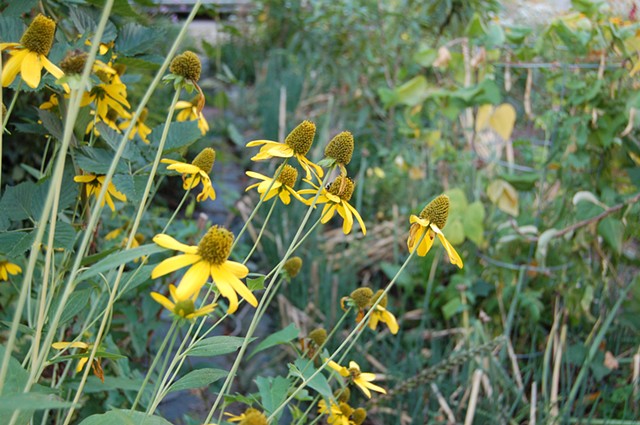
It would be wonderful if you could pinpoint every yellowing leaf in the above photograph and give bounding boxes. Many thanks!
[489,104,516,141]
[487,179,519,216]
[475,104,493,132]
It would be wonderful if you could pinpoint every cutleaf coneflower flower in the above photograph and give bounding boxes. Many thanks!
[175,95,209,135]
[245,164,306,205]
[366,290,399,335]
[74,173,127,212]
[151,226,257,314]
[317,399,355,425]
[407,194,463,268]
[0,14,64,88]
[0,259,22,281]
[226,408,268,424]
[118,107,152,143]
[151,284,216,320]
[327,360,386,398]
[299,175,366,235]
[246,120,324,180]
[161,147,216,202]
[81,61,131,124]
[51,341,105,382]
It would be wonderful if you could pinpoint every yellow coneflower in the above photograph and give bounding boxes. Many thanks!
[367,290,399,335]
[299,175,366,235]
[245,164,306,205]
[0,259,22,281]
[74,173,127,212]
[81,61,131,124]
[327,360,386,399]
[161,148,216,202]
[407,194,463,268]
[226,407,268,424]
[39,93,59,110]
[246,120,324,180]
[175,96,209,135]
[151,226,257,314]
[151,284,216,320]
[118,108,152,143]
[318,399,355,425]
[51,341,105,382]
[0,14,64,88]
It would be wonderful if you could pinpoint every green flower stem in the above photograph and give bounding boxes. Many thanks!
[0,15,107,396]
[62,89,183,425]
[206,166,335,425]
[162,186,193,233]
[146,322,181,414]
[230,158,289,253]
[242,197,278,264]
[267,234,422,421]
[131,320,178,411]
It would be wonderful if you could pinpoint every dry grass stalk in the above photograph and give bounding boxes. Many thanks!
[463,369,484,425]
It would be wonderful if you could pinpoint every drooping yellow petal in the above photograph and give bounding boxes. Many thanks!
[211,264,257,307]
[175,260,211,299]
[345,202,367,235]
[42,56,64,80]
[74,175,97,183]
[222,261,249,278]
[337,203,354,234]
[151,254,202,278]
[1,49,28,87]
[152,234,198,254]
[4,262,22,275]
[327,360,350,377]
[380,308,399,334]
[166,162,201,175]
[215,279,239,314]
[417,228,436,257]
[52,341,90,350]
[150,292,176,312]
[20,51,43,88]
[433,225,464,269]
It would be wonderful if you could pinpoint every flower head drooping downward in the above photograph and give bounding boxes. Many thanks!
[51,340,105,382]
[176,95,209,135]
[246,120,324,180]
[299,175,366,235]
[161,147,216,202]
[407,194,463,268]
[73,173,127,212]
[245,164,306,205]
[367,289,399,335]
[150,284,216,320]
[151,226,257,314]
[0,14,65,88]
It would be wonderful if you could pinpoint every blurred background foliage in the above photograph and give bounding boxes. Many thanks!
[1,0,639,423]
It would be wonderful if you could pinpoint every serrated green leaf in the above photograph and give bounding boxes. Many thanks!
[187,336,250,357]
[116,23,164,55]
[0,231,32,257]
[168,368,227,393]
[75,147,127,174]
[68,8,117,43]
[0,393,78,411]
[77,244,163,282]
[38,110,64,140]
[150,121,201,153]
[256,376,290,419]
[78,409,172,425]
[290,359,332,399]
[249,323,299,360]
[111,174,149,204]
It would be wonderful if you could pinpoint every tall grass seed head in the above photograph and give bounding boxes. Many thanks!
[325,131,354,165]
[60,50,88,75]
[169,50,201,82]
[283,255,302,278]
[197,226,233,265]
[327,176,355,201]
[21,14,56,55]
[370,289,388,308]
[239,408,268,425]
[308,327,327,346]
[277,164,298,187]
[285,120,316,155]
[350,287,373,309]
[419,194,450,229]
[352,408,367,425]
[192,147,216,173]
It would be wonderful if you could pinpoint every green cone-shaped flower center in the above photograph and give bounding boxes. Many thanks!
[21,14,56,55]
[327,176,355,201]
[325,131,354,165]
[197,226,233,265]
[339,402,354,417]
[308,328,327,346]
[277,164,298,188]
[284,120,316,155]
[283,255,302,277]
[173,299,196,317]
[169,50,201,82]
[352,408,367,425]
[419,194,450,229]
[192,148,216,173]
[350,287,373,309]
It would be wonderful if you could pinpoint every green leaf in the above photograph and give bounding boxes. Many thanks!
[597,217,624,255]
[38,110,65,141]
[0,231,32,257]
[413,47,438,67]
[247,275,266,291]
[150,121,201,153]
[78,409,172,425]
[256,376,290,420]
[463,201,485,246]
[249,323,299,360]
[0,393,78,411]
[77,244,164,282]
[168,368,227,393]
[442,298,464,320]
[84,0,142,21]
[389,76,430,107]
[289,359,332,399]
[0,16,25,42]
[446,221,465,246]
[52,288,93,325]
[111,174,150,204]
[68,8,117,43]
[116,23,164,56]
[76,147,127,174]
[66,376,144,393]
[187,336,250,357]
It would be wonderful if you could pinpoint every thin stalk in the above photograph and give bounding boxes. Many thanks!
[243,198,277,264]
[161,186,192,233]
[131,320,178,411]
[147,324,181,414]
[206,166,335,424]
[61,89,183,425]
[267,237,421,421]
